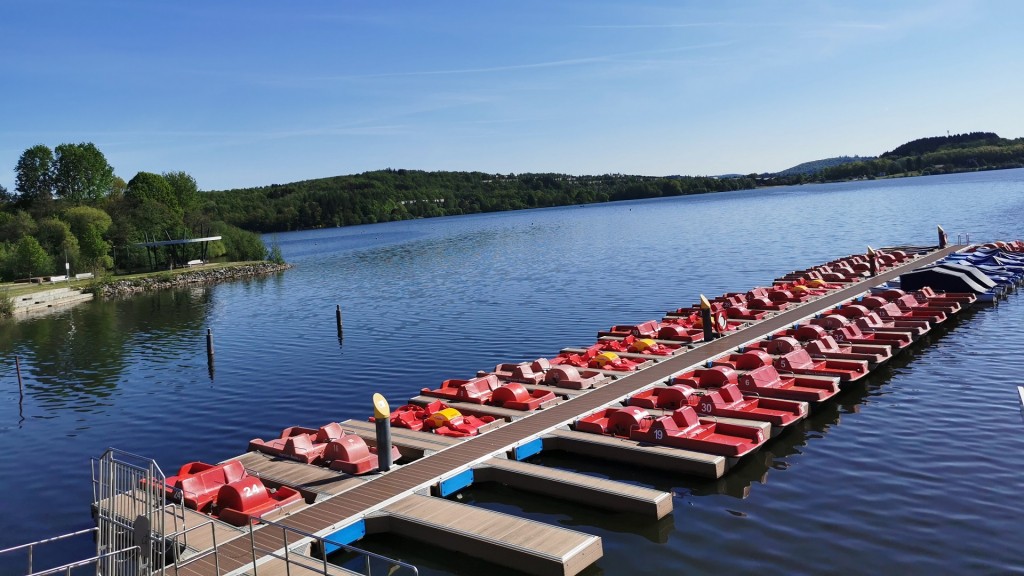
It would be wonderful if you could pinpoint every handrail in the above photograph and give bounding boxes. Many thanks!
[26,545,140,576]
[170,518,221,574]
[249,517,419,575]
[0,527,99,574]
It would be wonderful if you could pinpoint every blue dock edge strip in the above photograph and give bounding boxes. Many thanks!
[512,438,544,461]
[438,469,475,497]
[324,520,366,555]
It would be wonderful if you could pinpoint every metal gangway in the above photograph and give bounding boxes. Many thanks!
[0,449,416,576]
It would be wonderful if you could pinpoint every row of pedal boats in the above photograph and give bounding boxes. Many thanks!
[159,243,1020,527]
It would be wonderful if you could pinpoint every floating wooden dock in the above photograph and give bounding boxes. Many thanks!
[89,244,972,576]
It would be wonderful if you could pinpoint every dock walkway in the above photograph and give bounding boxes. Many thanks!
[171,245,959,576]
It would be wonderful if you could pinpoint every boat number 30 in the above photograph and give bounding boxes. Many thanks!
[699,402,714,414]
[243,483,263,497]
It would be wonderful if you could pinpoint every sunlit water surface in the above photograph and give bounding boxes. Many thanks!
[2,170,1023,575]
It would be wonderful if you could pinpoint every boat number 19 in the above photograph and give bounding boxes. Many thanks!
[654,429,664,440]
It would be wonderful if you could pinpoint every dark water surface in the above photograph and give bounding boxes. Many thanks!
[2,170,1023,574]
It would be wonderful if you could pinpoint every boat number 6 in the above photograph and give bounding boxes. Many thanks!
[654,429,664,440]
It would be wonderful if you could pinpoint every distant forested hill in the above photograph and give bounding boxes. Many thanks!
[880,132,1001,158]
[763,132,1024,185]
[201,171,757,233]
[775,156,874,176]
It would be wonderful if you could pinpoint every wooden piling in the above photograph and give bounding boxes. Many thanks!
[15,355,23,397]
[336,305,343,337]
[206,328,215,357]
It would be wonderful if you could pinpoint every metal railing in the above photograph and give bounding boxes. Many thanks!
[0,528,99,575]
[27,546,140,576]
[247,518,418,576]
[90,448,176,575]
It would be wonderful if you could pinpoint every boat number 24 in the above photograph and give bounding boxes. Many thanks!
[243,483,263,497]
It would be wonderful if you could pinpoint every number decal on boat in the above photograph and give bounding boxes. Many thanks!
[699,402,713,414]
[654,429,664,440]
[243,483,262,498]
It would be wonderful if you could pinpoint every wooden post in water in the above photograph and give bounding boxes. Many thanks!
[15,355,23,398]
[373,393,393,472]
[867,246,877,277]
[206,328,215,380]
[938,224,948,248]
[336,305,344,338]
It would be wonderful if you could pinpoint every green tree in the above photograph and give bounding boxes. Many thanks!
[126,172,181,217]
[15,144,54,208]
[11,235,53,279]
[36,217,81,272]
[63,205,113,240]
[163,171,199,216]
[0,184,14,207]
[0,210,38,242]
[63,206,113,271]
[52,142,116,204]
[78,224,113,271]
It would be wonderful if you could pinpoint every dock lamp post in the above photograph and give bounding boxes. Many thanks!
[373,393,393,472]
[700,294,715,342]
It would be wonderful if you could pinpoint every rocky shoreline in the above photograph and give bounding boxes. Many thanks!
[95,262,292,298]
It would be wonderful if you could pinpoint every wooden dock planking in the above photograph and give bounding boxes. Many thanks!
[238,554,363,576]
[473,457,673,519]
[368,494,602,576]
[167,245,960,576]
[93,488,245,560]
[543,428,727,478]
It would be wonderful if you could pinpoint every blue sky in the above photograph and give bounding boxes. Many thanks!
[1,1,1022,191]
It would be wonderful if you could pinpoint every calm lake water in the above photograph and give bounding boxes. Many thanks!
[2,169,1024,575]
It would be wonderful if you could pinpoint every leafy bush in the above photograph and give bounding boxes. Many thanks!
[213,222,267,261]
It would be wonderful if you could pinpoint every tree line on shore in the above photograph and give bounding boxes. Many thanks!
[0,143,268,282]
[2,132,1022,281]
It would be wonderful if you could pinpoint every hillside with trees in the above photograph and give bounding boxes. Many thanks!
[203,171,757,232]
[3,131,1022,281]
[775,156,874,176]
[0,143,268,282]
[762,132,1024,185]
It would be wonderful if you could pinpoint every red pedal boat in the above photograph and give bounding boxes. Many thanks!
[764,325,892,365]
[704,353,840,403]
[248,422,397,474]
[627,382,806,427]
[549,345,647,372]
[382,401,497,437]
[163,460,303,526]
[810,314,912,350]
[481,359,608,390]
[576,405,765,457]
[422,374,555,410]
